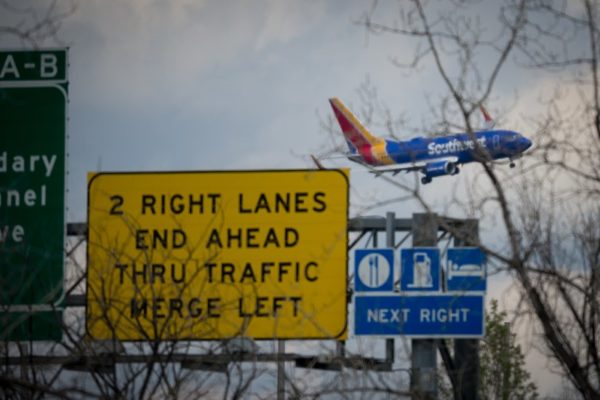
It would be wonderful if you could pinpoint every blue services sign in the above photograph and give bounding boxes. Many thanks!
[355,249,394,292]
[354,295,484,337]
[400,248,440,292]
[447,248,486,291]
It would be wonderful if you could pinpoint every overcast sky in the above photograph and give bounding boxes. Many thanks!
[2,1,567,395]
[2,0,544,222]
[58,0,424,222]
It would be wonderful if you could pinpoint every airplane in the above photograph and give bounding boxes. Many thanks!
[325,97,532,184]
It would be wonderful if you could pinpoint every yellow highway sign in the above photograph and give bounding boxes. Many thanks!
[86,170,348,340]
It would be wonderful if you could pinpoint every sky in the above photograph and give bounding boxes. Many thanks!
[0,0,552,220]
[15,0,504,224]
[59,0,421,222]
[1,0,572,396]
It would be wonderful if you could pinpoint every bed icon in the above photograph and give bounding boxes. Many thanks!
[446,248,486,291]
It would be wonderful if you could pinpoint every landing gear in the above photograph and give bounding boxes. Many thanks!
[509,161,516,168]
[421,176,432,185]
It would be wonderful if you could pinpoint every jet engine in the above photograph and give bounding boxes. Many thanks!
[421,161,458,184]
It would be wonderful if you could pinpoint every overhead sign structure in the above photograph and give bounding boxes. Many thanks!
[400,248,440,292]
[447,248,486,291]
[354,295,484,337]
[354,249,394,292]
[0,49,67,341]
[87,170,349,341]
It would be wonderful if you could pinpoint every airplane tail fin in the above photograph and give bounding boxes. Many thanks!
[329,98,384,161]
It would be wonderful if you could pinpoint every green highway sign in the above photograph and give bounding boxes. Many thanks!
[0,49,67,341]
[0,86,66,304]
[0,50,67,82]
[1,310,63,341]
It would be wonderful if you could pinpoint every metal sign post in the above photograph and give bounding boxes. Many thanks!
[410,213,438,399]
[453,219,481,400]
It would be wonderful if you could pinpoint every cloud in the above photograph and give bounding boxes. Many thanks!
[62,1,251,108]
[254,0,326,51]
[59,1,333,112]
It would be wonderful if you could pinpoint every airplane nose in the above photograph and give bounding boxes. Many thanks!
[522,137,532,150]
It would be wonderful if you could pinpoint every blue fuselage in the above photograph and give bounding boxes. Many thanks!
[383,130,531,165]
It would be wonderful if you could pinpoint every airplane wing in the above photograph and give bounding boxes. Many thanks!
[312,154,418,176]
[369,164,425,177]
[368,156,460,177]
[310,153,362,169]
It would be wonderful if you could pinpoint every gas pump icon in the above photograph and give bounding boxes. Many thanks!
[400,248,440,292]
[408,252,433,288]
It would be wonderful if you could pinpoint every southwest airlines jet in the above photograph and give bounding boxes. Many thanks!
[327,97,532,184]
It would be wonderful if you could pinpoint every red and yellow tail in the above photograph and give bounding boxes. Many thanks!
[329,97,389,165]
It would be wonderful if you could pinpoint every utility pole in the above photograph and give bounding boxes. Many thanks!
[385,212,395,364]
[277,340,285,400]
[453,219,480,400]
[410,213,438,399]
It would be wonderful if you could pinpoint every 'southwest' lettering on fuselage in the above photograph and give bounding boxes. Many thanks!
[427,137,487,156]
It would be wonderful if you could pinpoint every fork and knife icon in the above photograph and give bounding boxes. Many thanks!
[368,255,379,287]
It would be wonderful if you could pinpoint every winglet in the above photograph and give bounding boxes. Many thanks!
[480,105,495,129]
[311,154,326,170]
